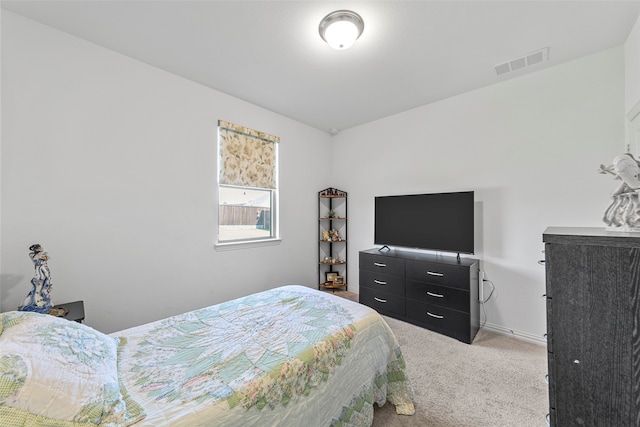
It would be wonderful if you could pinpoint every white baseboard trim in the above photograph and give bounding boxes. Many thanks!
[481,322,547,345]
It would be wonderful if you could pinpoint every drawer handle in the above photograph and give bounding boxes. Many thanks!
[427,271,444,277]
[374,280,387,285]
[374,297,387,303]
[545,413,550,426]
[373,262,387,267]
[426,291,444,298]
[426,311,444,319]
[544,374,549,385]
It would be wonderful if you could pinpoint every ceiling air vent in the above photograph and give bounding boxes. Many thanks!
[495,47,549,76]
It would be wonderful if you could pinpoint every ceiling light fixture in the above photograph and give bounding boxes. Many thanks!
[318,10,364,50]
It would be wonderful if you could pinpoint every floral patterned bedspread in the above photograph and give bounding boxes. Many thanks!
[113,285,414,426]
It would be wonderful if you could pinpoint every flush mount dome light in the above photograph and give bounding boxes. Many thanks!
[319,10,364,50]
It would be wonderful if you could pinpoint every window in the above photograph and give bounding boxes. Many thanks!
[217,120,279,245]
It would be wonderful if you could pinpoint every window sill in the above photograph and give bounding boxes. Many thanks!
[215,238,282,251]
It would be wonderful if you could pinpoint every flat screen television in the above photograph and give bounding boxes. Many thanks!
[374,191,474,254]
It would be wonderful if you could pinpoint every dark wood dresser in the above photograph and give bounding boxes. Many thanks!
[543,227,640,426]
[359,248,479,344]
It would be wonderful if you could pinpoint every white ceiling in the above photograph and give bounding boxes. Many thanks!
[3,1,640,133]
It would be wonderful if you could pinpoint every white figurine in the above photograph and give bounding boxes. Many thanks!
[599,153,640,230]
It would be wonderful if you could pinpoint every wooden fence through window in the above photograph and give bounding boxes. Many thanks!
[219,205,270,227]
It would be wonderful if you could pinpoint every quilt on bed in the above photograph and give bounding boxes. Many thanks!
[0,285,414,426]
[114,285,414,426]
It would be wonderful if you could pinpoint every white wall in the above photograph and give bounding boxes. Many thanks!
[0,6,3,311]
[0,12,332,333]
[625,14,640,115]
[0,11,630,341]
[624,14,640,155]
[333,47,625,340]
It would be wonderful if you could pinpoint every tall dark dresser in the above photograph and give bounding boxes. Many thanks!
[543,227,640,426]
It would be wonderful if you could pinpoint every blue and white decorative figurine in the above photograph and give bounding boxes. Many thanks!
[19,244,53,313]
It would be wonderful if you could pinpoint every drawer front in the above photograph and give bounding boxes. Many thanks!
[360,270,405,296]
[545,296,553,354]
[406,299,469,335]
[406,280,469,313]
[406,259,470,290]
[547,352,556,416]
[359,252,405,277]
[359,287,405,317]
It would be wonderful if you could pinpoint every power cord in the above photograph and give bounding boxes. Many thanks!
[480,278,496,328]
[481,278,495,304]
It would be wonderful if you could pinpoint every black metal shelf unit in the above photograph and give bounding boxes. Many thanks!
[318,188,347,291]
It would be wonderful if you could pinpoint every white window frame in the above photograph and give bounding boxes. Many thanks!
[215,122,280,250]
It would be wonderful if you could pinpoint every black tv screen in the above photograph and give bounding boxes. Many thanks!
[374,191,474,254]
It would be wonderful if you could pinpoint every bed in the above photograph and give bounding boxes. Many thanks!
[0,285,414,426]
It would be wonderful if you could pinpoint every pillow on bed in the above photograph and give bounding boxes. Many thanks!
[0,310,142,426]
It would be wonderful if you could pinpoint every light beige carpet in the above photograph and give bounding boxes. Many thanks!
[373,316,549,427]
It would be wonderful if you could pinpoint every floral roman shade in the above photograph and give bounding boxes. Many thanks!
[218,120,279,189]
